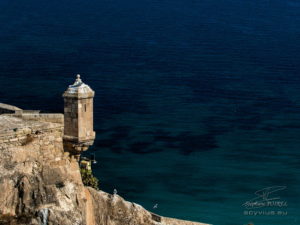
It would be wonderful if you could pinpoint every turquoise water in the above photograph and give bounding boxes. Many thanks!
[0,0,299,224]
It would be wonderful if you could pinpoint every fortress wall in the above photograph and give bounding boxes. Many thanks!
[0,115,64,153]
[0,124,64,154]
[2,113,64,124]
[0,115,85,220]
[17,113,64,124]
[15,110,41,114]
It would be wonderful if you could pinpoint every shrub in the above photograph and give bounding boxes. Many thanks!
[80,168,99,190]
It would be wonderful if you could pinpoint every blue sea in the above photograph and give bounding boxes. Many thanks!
[0,0,299,224]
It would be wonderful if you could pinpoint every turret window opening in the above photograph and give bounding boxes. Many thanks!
[84,104,87,112]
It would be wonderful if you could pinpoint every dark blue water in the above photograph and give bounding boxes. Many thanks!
[0,0,300,224]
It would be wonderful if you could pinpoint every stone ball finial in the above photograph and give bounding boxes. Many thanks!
[74,74,82,85]
[63,73,94,97]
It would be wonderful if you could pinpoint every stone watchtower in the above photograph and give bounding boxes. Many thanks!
[63,74,96,158]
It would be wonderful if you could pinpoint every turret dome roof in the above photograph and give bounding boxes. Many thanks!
[63,74,94,98]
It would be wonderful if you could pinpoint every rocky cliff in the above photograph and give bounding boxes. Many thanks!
[0,114,210,225]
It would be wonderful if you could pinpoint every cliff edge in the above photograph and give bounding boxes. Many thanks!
[0,114,210,225]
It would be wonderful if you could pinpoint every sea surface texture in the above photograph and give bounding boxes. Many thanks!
[0,0,299,224]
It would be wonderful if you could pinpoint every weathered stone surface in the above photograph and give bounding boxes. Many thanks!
[63,75,96,156]
[0,103,22,114]
[0,115,210,225]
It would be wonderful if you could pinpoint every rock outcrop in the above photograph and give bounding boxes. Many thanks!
[0,114,210,225]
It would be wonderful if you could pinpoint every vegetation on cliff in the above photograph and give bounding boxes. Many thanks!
[80,168,99,190]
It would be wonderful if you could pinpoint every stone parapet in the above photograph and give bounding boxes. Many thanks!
[2,113,64,124]
[0,115,64,150]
